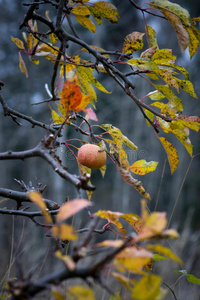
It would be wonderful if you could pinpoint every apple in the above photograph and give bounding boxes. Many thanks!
[77,144,107,169]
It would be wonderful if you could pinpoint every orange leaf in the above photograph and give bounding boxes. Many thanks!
[28,191,52,224]
[57,199,91,223]
[60,81,82,112]
[51,224,77,241]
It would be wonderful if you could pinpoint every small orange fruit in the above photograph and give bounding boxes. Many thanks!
[78,144,107,169]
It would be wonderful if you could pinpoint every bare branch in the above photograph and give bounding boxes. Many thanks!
[0,91,58,134]
[0,140,95,191]
[0,187,59,210]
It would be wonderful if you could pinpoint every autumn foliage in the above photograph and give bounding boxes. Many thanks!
[1,0,200,299]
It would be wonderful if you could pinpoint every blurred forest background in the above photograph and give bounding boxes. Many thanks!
[0,0,200,299]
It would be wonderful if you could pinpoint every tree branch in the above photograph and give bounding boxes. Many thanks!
[0,208,59,227]
[0,140,95,191]
[0,187,59,210]
[0,91,58,134]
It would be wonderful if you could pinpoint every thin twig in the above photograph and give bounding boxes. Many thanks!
[0,91,57,134]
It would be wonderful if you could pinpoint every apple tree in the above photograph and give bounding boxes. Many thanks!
[0,0,200,299]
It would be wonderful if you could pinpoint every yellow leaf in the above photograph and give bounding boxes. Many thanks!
[27,33,38,51]
[51,109,65,124]
[175,79,197,98]
[94,240,124,248]
[122,135,138,150]
[147,90,165,101]
[57,199,91,223]
[30,57,40,65]
[67,286,95,300]
[145,25,158,48]
[52,291,65,300]
[93,1,119,23]
[95,210,126,234]
[174,116,200,132]
[144,108,155,127]
[161,228,179,239]
[149,0,190,52]
[76,66,111,94]
[145,212,167,234]
[88,5,102,25]
[153,84,183,111]
[155,69,179,91]
[52,224,77,241]
[55,251,76,270]
[100,124,137,151]
[131,274,161,300]
[82,45,110,58]
[19,52,28,78]
[117,165,151,200]
[49,33,58,44]
[120,213,143,234]
[187,25,200,58]
[28,191,52,224]
[122,32,145,54]
[71,6,91,16]
[11,36,25,50]
[151,48,176,64]
[115,247,153,272]
[168,125,193,156]
[129,160,158,175]
[76,68,97,103]
[111,272,133,291]
[140,46,158,59]
[127,58,159,72]
[146,244,183,264]
[158,137,179,174]
[164,62,189,79]
[75,15,96,33]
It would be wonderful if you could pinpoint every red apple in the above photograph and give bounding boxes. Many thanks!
[78,144,107,169]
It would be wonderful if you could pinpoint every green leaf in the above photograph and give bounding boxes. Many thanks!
[129,160,158,175]
[122,32,145,54]
[187,274,200,285]
[153,254,169,261]
[174,269,187,275]
[158,137,179,174]
[174,270,200,285]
